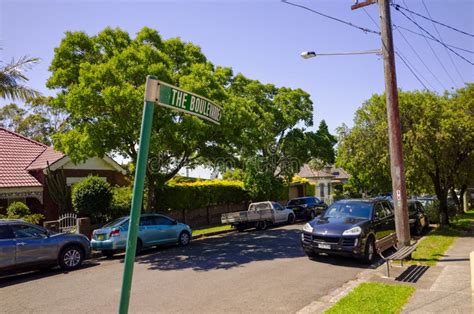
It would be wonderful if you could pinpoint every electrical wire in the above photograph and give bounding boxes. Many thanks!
[393,25,474,54]
[421,0,464,84]
[362,8,434,90]
[394,4,473,66]
[281,0,380,35]
[395,50,429,90]
[393,3,474,37]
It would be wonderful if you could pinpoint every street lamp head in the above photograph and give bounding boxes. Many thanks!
[301,51,317,59]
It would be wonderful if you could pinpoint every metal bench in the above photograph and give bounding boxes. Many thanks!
[379,242,418,277]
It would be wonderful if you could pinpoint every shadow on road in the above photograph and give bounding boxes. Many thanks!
[134,227,371,272]
[0,261,100,288]
[134,228,304,271]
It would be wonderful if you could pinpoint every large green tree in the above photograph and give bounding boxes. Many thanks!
[337,85,474,225]
[46,27,235,210]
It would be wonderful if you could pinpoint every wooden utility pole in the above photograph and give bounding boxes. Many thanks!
[352,0,411,246]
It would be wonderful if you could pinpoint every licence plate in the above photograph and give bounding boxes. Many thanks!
[318,243,331,250]
[97,234,105,241]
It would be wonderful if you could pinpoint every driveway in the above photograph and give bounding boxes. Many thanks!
[1,223,375,313]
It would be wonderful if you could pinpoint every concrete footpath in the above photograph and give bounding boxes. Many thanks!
[401,235,474,313]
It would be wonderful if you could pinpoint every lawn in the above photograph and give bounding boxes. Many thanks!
[325,282,415,314]
[192,224,232,236]
[410,210,473,266]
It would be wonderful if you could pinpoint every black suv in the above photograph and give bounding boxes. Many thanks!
[301,199,397,263]
[286,197,328,220]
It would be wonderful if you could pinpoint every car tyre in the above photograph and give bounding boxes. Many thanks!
[135,239,143,256]
[287,214,295,224]
[178,231,191,246]
[236,225,246,232]
[256,221,268,230]
[305,250,318,260]
[361,237,376,264]
[59,245,84,271]
[103,250,116,259]
[415,222,424,236]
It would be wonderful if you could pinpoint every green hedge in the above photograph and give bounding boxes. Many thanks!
[72,176,112,223]
[156,179,250,210]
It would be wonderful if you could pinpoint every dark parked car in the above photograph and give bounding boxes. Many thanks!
[286,196,327,220]
[0,220,91,274]
[301,199,397,263]
[407,200,429,235]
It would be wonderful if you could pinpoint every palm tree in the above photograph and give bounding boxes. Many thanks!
[0,56,41,101]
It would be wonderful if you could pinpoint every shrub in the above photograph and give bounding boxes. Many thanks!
[7,201,30,217]
[109,185,133,219]
[72,176,112,223]
[5,202,44,224]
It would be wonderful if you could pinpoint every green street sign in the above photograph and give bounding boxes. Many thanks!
[145,79,222,125]
[119,76,221,314]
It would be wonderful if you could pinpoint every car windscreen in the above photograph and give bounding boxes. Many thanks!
[323,202,372,219]
[287,199,308,206]
[103,217,128,228]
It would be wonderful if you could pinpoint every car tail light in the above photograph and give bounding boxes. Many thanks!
[110,229,120,237]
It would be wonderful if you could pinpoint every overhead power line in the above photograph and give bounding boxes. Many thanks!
[395,50,429,90]
[362,8,434,90]
[393,25,474,54]
[393,3,474,37]
[281,0,381,35]
[421,0,464,84]
[394,5,474,66]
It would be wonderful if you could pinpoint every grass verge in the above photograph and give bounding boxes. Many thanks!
[410,210,473,266]
[325,282,415,314]
[192,224,232,236]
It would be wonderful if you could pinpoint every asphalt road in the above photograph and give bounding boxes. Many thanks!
[1,223,375,313]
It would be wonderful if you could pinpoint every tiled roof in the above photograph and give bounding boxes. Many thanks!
[27,147,64,170]
[297,164,350,180]
[0,128,52,188]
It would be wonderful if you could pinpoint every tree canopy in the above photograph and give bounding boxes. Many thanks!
[45,27,334,207]
[336,85,474,224]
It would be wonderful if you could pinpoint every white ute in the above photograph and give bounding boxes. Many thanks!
[221,201,295,232]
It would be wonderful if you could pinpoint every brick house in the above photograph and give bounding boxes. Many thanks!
[296,164,350,204]
[0,127,127,221]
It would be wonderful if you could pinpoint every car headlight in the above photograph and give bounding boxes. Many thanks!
[342,226,362,236]
[303,223,313,233]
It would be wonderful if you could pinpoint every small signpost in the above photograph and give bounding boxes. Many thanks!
[118,76,221,314]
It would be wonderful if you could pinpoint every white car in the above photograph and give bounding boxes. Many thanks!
[221,201,295,232]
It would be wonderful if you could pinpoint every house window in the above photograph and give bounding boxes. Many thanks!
[319,183,325,198]
[327,184,331,196]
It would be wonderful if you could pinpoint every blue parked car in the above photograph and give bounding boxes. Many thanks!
[0,219,91,273]
[91,214,192,258]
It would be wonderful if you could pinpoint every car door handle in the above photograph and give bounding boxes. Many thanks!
[16,242,26,246]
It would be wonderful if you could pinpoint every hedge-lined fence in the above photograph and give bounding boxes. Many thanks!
[156,179,251,211]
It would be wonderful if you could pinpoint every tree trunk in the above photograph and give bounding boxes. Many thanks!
[146,175,156,212]
[459,184,467,212]
[438,196,450,226]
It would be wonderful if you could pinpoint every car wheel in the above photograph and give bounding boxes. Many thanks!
[287,214,295,224]
[362,237,376,264]
[135,239,143,256]
[256,221,268,230]
[309,210,316,221]
[305,250,318,260]
[59,245,84,270]
[103,250,116,259]
[178,231,191,246]
[415,222,424,236]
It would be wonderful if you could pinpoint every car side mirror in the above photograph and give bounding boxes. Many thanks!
[173,220,178,225]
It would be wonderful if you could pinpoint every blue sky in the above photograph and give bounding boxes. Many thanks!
[2,0,473,133]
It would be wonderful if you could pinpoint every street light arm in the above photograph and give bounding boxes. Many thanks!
[301,49,382,58]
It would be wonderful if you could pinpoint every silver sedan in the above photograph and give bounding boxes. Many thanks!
[0,219,91,274]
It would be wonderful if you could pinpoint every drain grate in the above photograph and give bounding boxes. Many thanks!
[395,265,430,283]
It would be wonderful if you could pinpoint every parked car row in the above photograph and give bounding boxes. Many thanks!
[0,213,192,274]
[0,196,430,274]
